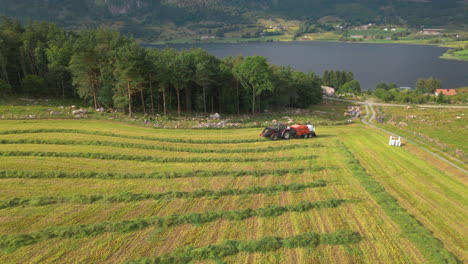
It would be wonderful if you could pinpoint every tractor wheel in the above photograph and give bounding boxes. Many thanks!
[305,134,310,138]
[283,131,291,140]
[270,133,278,141]
[312,132,317,137]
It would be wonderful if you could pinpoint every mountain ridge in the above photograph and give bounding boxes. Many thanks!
[1,0,466,40]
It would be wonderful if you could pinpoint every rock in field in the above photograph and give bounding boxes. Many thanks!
[209,113,221,119]
[72,109,88,115]
[50,111,62,116]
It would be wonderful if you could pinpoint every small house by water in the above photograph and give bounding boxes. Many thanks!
[435,89,457,96]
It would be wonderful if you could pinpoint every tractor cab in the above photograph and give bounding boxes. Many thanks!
[260,123,290,141]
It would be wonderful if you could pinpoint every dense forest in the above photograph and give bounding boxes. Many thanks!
[0,17,334,115]
[1,0,466,40]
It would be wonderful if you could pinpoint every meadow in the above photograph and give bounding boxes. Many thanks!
[0,116,465,264]
[375,106,468,169]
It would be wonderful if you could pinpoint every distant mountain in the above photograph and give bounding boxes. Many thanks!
[1,0,466,40]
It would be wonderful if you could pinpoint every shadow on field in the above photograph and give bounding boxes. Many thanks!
[312,134,335,138]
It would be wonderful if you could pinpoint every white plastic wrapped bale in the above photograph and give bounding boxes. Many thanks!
[389,136,401,146]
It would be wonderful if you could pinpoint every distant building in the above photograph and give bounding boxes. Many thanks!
[435,89,457,96]
[321,86,335,96]
[200,36,216,40]
[350,35,363,39]
[422,29,444,35]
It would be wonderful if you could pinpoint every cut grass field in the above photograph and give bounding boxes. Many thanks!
[0,119,465,263]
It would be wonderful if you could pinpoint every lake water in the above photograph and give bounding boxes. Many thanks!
[147,41,468,90]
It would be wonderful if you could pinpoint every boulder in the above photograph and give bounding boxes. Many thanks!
[209,113,221,120]
[398,122,408,127]
[96,107,105,113]
[50,111,62,116]
[72,109,88,115]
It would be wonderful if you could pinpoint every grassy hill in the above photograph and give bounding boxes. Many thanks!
[0,114,465,262]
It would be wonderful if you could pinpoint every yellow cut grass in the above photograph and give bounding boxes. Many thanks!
[0,119,465,263]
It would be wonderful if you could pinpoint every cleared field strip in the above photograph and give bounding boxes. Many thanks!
[0,156,318,174]
[0,150,318,163]
[0,167,323,180]
[127,230,361,264]
[0,139,321,153]
[343,125,468,262]
[0,171,327,201]
[338,141,461,264]
[0,128,265,144]
[0,132,316,150]
[0,120,264,140]
[0,180,327,209]
[0,199,348,251]
[0,143,321,160]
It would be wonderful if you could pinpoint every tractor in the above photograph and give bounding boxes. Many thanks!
[260,123,316,141]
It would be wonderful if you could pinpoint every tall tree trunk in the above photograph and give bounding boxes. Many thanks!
[140,89,146,114]
[92,71,99,109]
[162,86,167,116]
[185,86,191,112]
[18,49,27,77]
[127,81,132,117]
[61,79,65,99]
[203,83,207,113]
[0,51,9,84]
[211,96,214,113]
[176,88,181,116]
[93,90,98,110]
[149,74,155,115]
[218,85,221,113]
[27,48,37,75]
[236,78,240,114]
[251,87,255,114]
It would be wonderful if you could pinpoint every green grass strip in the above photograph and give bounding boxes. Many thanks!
[0,198,348,252]
[0,129,267,144]
[338,142,461,264]
[0,139,321,153]
[127,230,362,264]
[0,180,327,209]
[0,167,323,179]
[0,151,317,163]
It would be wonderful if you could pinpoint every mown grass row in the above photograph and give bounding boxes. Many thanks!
[0,151,317,163]
[0,180,327,209]
[0,129,266,144]
[0,167,323,179]
[127,230,362,264]
[338,142,461,264]
[0,139,321,153]
[0,199,348,251]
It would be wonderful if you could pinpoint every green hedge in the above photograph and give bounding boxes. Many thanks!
[0,167,323,179]
[0,129,267,144]
[0,151,317,163]
[0,198,348,251]
[0,180,327,209]
[0,139,321,153]
[338,142,461,264]
[127,230,361,263]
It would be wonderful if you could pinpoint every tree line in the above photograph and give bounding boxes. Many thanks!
[0,17,325,116]
[372,78,467,104]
